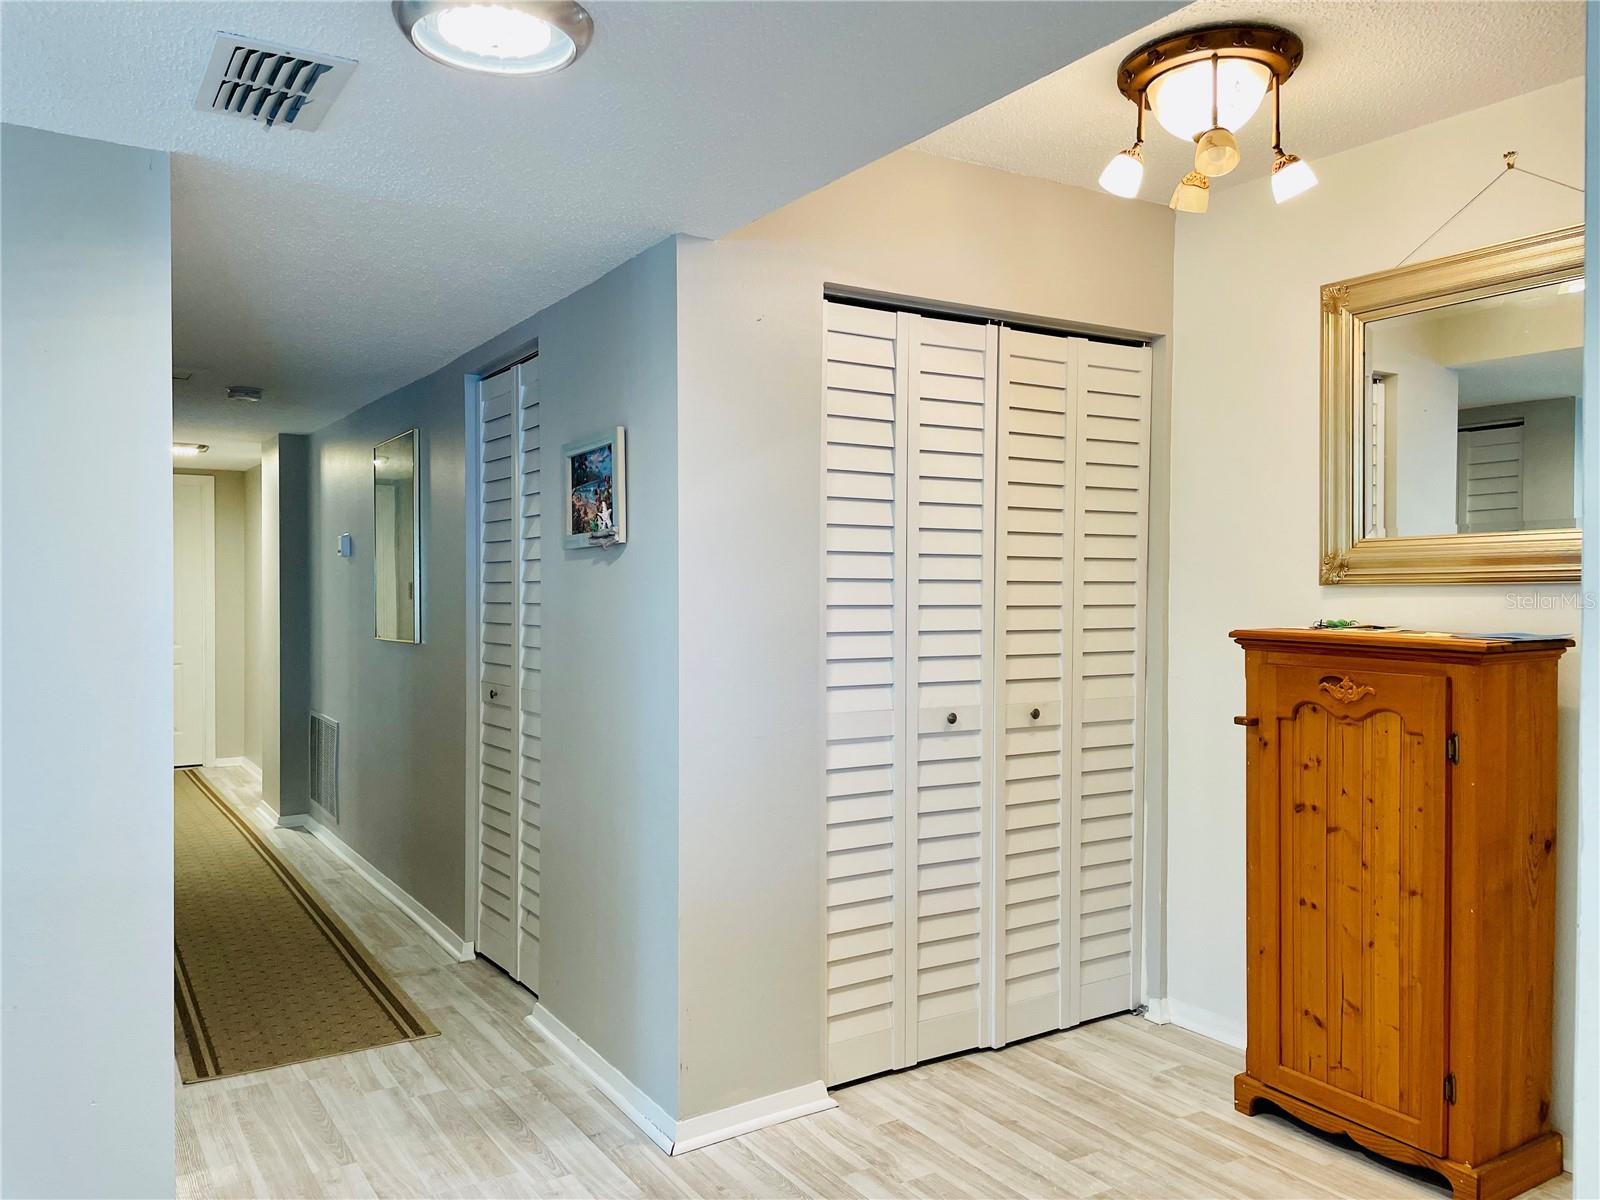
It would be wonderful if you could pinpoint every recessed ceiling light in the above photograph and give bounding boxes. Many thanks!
[173,443,210,457]
[226,385,264,403]
[393,1,592,76]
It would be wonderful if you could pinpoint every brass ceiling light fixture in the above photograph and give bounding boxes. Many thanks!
[1098,24,1314,212]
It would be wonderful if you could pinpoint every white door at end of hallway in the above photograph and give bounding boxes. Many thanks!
[173,473,215,768]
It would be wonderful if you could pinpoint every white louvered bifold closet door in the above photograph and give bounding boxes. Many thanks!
[1459,422,1524,532]
[904,315,997,1064]
[992,331,1150,1038]
[477,357,542,992]
[823,302,907,1085]
[1065,338,1150,1023]
[822,304,1147,1087]
[477,365,521,973]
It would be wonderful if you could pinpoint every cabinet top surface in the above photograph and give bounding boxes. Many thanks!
[1231,626,1574,657]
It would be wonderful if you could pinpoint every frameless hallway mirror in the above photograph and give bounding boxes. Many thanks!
[373,429,421,642]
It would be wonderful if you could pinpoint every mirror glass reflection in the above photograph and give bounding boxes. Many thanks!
[373,430,420,643]
[1362,279,1584,539]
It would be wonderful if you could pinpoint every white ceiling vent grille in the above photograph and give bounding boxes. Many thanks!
[195,33,355,131]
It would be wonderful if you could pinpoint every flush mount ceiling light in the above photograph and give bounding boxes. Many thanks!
[226,385,264,403]
[393,1,592,75]
[173,443,210,457]
[1098,24,1315,211]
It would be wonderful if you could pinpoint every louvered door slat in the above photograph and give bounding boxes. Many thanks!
[906,315,996,1064]
[823,301,905,1086]
[477,365,521,973]
[1068,339,1150,1024]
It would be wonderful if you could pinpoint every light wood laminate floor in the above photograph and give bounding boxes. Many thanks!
[180,765,1571,1200]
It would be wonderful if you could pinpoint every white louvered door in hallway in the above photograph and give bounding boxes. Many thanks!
[823,302,1151,1087]
[476,356,542,993]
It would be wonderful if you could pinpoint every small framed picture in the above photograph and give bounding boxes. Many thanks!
[561,427,626,548]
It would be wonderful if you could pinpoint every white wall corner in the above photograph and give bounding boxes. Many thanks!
[524,1004,835,1156]
[1142,996,1172,1026]
[1164,998,1247,1051]
[670,1081,836,1156]
[299,817,474,962]
[524,1004,676,1154]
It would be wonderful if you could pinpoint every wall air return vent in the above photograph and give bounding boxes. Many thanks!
[196,33,355,131]
[309,711,340,820]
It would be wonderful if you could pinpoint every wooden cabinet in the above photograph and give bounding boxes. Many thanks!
[1231,628,1569,1200]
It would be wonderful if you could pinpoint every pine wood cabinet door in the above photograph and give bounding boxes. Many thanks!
[1253,661,1449,1154]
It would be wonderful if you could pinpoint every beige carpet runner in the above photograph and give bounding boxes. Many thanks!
[173,770,436,1083]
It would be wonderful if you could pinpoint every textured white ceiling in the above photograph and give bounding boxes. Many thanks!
[1457,349,1584,408]
[0,0,1178,443]
[917,0,1586,208]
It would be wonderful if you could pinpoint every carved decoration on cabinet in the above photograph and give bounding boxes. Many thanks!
[1316,675,1375,703]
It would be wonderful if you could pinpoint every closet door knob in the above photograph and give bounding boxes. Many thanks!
[489,688,499,701]
[1030,707,1041,720]
[946,712,958,725]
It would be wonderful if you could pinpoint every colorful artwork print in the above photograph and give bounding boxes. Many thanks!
[568,443,615,535]
[562,427,626,547]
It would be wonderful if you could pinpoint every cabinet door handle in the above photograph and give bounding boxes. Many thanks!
[1030,708,1041,720]
[1234,715,1258,727]
[946,712,958,725]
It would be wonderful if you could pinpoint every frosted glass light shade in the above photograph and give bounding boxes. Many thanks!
[1271,154,1318,203]
[1169,171,1210,214]
[1098,148,1145,198]
[1147,58,1271,142]
[408,3,580,74]
[1194,127,1241,177]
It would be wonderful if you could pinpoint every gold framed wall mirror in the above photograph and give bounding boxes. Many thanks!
[1320,225,1584,584]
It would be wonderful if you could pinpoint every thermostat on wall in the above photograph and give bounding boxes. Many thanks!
[337,533,353,557]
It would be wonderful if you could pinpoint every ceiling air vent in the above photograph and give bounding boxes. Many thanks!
[195,33,355,131]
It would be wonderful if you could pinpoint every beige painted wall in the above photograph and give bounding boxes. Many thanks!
[675,148,1176,1118]
[175,468,254,761]
[1166,77,1585,1143]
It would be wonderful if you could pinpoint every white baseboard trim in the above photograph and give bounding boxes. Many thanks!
[1157,996,1246,1050]
[1142,996,1172,1026]
[277,812,311,830]
[671,1081,836,1155]
[523,1004,835,1156]
[525,1004,676,1154]
[298,816,474,963]
[213,756,262,775]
